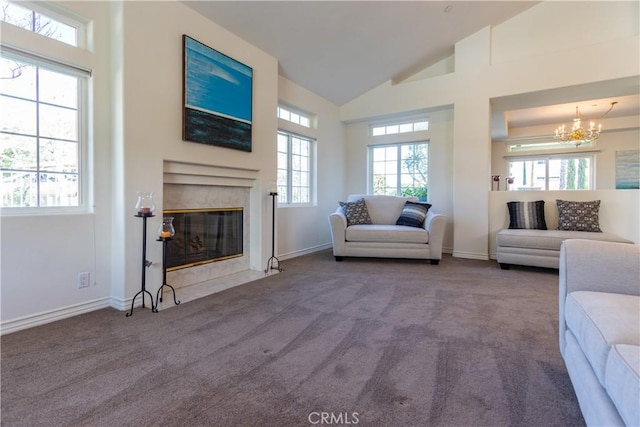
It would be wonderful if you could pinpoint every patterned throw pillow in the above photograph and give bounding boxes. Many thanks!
[396,201,432,228]
[556,200,602,232]
[339,198,372,226]
[507,200,547,230]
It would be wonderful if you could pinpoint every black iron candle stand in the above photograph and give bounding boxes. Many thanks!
[265,191,283,273]
[155,237,180,307]
[127,213,157,317]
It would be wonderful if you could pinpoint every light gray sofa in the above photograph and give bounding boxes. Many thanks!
[559,239,640,426]
[497,229,633,269]
[329,194,446,264]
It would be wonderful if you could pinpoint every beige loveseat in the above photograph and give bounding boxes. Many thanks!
[496,198,634,269]
[497,229,633,269]
[328,194,446,264]
[559,239,640,426]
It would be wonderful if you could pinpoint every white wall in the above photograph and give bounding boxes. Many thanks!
[276,76,346,258]
[115,1,278,307]
[1,1,280,332]
[340,1,639,260]
[344,109,455,253]
[1,1,113,330]
[2,1,638,333]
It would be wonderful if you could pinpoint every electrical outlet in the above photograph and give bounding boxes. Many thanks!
[77,272,90,289]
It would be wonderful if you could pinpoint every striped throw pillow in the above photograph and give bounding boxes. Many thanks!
[396,201,432,228]
[507,200,547,230]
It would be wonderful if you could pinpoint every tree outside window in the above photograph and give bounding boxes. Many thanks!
[507,155,592,191]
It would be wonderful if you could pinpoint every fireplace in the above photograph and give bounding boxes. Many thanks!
[164,208,243,271]
[163,161,257,288]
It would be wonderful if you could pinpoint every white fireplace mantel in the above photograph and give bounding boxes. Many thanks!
[163,160,259,187]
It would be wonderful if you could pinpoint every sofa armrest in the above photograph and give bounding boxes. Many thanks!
[329,208,347,256]
[559,239,639,354]
[424,211,447,260]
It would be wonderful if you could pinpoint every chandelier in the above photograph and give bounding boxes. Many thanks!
[554,101,617,147]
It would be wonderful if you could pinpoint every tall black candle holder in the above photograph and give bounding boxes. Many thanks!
[156,236,180,308]
[127,213,158,317]
[265,191,283,273]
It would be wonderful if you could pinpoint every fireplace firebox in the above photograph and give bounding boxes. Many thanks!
[164,208,243,271]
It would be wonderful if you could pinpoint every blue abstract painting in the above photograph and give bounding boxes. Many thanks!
[183,35,252,152]
[615,150,640,189]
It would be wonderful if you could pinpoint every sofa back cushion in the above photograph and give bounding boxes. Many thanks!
[347,194,418,225]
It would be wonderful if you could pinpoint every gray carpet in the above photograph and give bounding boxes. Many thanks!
[1,251,584,426]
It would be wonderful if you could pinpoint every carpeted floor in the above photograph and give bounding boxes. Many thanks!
[1,251,584,426]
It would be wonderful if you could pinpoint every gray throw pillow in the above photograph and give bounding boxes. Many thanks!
[339,198,372,226]
[507,200,547,230]
[556,199,602,232]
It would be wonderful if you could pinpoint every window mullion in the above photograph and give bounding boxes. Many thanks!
[545,160,550,190]
[287,135,293,204]
[396,145,402,195]
[35,65,41,207]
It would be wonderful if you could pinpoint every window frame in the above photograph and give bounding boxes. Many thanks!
[505,152,595,191]
[370,119,429,137]
[0,50,89,215]
[277,105,312,129]
[368,140,430,201]
[1,0,87,48]
[276,130,315,207]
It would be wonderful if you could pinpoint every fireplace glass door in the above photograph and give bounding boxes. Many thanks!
[165,208,243,271]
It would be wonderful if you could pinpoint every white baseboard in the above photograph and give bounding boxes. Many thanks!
[278,243,332,261]
[1,297,112,335]
[108,295,137,312]
[452,251,490,260]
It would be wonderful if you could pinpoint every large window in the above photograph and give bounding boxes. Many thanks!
[277,131,314,205]
[1,2,88,211]
[0,55,85,208]
[370,142,429,201]
[507,154,594,191]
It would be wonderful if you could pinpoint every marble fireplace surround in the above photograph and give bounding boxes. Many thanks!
[162,160,263,296]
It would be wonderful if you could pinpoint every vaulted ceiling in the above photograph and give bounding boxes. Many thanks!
[183,1,538,105]
[183,1,639,139]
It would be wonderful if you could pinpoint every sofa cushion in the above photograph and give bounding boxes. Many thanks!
[339,199,372,226]
[507,200,547,230]
[396,201,431,228]
[605,344,640,427]
[346,224,429,244]
[556,199,602,232]
[347,194,416,225]
[565,291,640,387]
[496,229,632,251]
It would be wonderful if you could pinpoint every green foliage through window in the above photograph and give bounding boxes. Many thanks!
[370,142,428,201]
